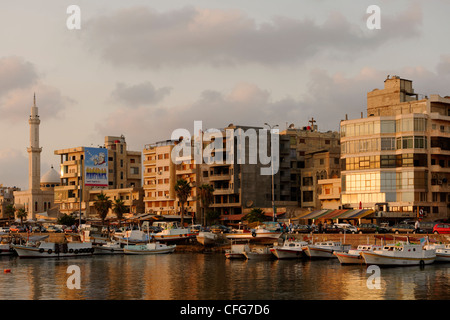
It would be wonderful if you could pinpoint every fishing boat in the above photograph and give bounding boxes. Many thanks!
[123,242,176,255]
[225,240,250,259]
[361,242,436,266]
[302,242,351,259]
[334,244,382,264]
[226,222,282,241]
[0,243,14,256]
[93,241,125,255]
[12,239,93,258]
[196,231,219,246]
[435,244,450,263]
[270,239,309,259]
[243,246,274,260]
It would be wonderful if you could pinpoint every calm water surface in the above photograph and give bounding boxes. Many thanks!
[0,253,448,300]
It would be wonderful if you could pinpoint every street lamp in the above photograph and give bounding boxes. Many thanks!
[264,123,278,222]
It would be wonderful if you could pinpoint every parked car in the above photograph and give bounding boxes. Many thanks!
[210,225,231,234]
[419,221,439,234]
[323,225,346,234]
[10,225,25,232]
[390,223,423,234]
[357,223,388,234]
[0,227,10,233]
[334,223,357,234]
[292,224,312,234]
[433,223,450,234]
[46,225,63,233]
[31,226,47,233]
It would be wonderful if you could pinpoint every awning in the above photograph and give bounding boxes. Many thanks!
[220,214,246,221]
[297,209,330,220]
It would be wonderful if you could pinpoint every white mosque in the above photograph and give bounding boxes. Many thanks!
[13,95,60,221]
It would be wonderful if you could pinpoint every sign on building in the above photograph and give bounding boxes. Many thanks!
[84,147,108,187]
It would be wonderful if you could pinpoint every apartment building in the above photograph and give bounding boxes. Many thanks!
[340,75,450,220]
[0,186,20,219]
[54,135,142,217]
[142,140,198,219]
[280,123,341,210]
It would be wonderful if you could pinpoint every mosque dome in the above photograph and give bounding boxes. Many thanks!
[40,165,60,184]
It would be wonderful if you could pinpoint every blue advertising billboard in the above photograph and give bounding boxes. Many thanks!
[84,147,108,187]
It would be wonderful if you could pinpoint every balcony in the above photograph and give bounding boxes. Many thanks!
[143,159,156,166]
[61,172,78,179]
[209,174,231,181]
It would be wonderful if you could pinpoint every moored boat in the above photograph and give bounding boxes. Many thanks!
[93,241,124,255]
[12,241,93,258]
[225,241,250,259]
[123,242,176,255]
[435,244,450,263]
[243,246,274,260]
[334,244,382,265]
[361,242,436,266]
[270,239,309,259]
[196,231,219,246]
[226,222,282,241]
[303,242,351,259]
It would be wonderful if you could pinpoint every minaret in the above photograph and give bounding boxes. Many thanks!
[27,94,42,190]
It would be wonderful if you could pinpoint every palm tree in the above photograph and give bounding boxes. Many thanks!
[94,192,112,225]
[199,184,214,226]
[16,208,28,226]
[4,204,15,226]
[243,208,266,223]
[113,199,127,227]
[174,179,192,227]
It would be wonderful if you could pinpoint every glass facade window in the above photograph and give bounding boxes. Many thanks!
[341,117,427,137]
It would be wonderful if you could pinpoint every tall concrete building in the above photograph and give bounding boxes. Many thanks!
[280,122,341,212]
[341,76,450,221]
[14,95,58,219]
[142,140,198,219]
[53,135,143,217]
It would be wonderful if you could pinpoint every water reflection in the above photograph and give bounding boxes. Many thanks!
[0,254,448,300]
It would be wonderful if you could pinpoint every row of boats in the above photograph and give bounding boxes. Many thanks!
[225,236,450,266]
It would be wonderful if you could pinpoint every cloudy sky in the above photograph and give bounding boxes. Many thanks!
[1,0,450,189]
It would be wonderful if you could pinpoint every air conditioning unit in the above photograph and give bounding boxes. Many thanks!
[158,171,162,175]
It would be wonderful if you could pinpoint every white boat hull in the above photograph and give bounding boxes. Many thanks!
[334,252,364,264]
[123,244,176,255]
[196,232,218,246]
[0,244,14,256]
[361,251,435,266]
[270,248,305,259]
[244,252,273,260]
[436,250,450,262]
[226,232,282,240]
[225,252,245,259]
[93,245,124,255]
[13,243,93,258]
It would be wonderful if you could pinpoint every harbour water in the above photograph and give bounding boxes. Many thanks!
[0,253,448,300]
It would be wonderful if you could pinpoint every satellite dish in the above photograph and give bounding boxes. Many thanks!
[246,200,254,208]
[288,123,295,129]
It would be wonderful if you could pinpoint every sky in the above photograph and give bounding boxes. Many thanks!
[1,0,450,189]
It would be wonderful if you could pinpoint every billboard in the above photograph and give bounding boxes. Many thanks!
[84,147,108,187]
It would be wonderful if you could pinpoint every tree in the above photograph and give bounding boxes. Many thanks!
[206,210,221,225]
[113,199,127,227]
[4,204,15,226]
[174,179,192,227]
[16,208,28,226]
[199,184,214,226]
[243,208,267,223]
[57,213,76,227]
[94,192,112,225]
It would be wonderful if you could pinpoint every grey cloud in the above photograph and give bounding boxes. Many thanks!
[0,57,75,123]
[111,81,172,107]
[83,5,422,69]
[0,56,38,96]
